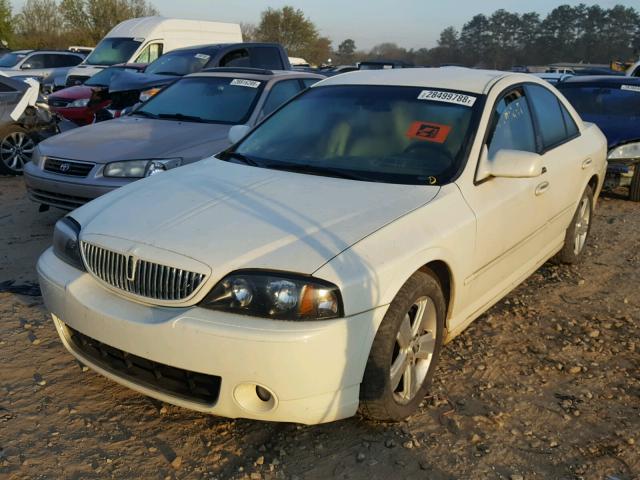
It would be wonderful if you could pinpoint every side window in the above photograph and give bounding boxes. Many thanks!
[135,43,163,64]
[632,67,640,77]
[487,88,537,158]
[249,47,284,69]
[220,49,250,68]
[526,84,569,149]
[261,79,302,117]
[560,103,579,138]
[22,54,46,69]
[54,55,83,67]
[301,78,320,88]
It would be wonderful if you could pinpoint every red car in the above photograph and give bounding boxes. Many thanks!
[47,64,146,125]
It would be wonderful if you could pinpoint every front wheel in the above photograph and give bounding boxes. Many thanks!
[360,270,445,421]
[556,185,593,264]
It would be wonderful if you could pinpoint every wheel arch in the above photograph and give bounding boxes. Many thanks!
[418,260,455,330]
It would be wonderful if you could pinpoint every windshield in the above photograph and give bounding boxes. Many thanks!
[145,50,214,76]
[232,85,478,185]
[134,76,264,124]
[84,37,143,66]
[559,84,640,118]
[85,66,139,86]
[0,52,27,68]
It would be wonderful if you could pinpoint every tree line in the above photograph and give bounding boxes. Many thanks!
[0,0,158,49]
[1,2,638,69]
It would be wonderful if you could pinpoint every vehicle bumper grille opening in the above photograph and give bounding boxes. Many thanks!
[67,326,221,405]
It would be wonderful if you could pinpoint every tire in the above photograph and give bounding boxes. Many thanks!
[360,270,445,421]
[556,185,593,264]
[0,124,36,176]
[630,164,640,202]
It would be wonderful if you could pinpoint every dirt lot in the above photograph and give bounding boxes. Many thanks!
[0,175,638,480]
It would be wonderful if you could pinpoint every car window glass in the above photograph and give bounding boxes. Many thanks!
[249,47,283,69]
[302,78,320,88]
[559,84,640,118]
[220,49,250,68]
[261,79,302,116]
[54,55,82,67]
[23,54,45,69]
[527,84,568,149]
[560,103,579,138]
[235,85,478,185]
[487,88,536,158]
[136,76,264,124]
[135,43,163,64]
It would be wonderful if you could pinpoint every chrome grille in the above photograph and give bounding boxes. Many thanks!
[44,157,95,177]
[81,242,206,301]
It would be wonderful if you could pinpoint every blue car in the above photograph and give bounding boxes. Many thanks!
[558,76,640,201]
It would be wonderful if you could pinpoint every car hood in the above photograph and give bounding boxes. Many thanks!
[49,85,94,101]
[38,116,232,162]
[579,113,640,149]
[109,70,177,93]
[74,159,439,277]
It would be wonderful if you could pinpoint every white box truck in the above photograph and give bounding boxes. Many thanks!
[65,16,242,86]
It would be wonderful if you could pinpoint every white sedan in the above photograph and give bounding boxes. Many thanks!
[38,68,607,424]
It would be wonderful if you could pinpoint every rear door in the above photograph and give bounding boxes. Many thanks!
[524,83,586,235]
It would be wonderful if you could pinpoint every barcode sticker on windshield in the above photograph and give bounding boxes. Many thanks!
[418,90,477,107]
[230,79,261,88]
[194,53,210,61]
[621,85,640,93]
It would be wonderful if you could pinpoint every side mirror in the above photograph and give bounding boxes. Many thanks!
[477,145,544,181]
[20,63,32,70]
[228,124,251,144]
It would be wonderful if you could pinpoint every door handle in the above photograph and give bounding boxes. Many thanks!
[535,181,550,196]
[582,158,593,169]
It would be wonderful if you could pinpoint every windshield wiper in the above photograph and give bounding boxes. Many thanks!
[152,71,183,76]
[219,151,262,167]
[264,163,371,181]
[131,110,158,119]
[157,113,206,123]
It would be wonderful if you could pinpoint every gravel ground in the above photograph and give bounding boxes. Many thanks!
[0,176,638,480]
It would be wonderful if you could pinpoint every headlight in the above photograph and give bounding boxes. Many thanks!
[103,158,182,178]
[139,87,162,103]
[52,217,85,271]
[31,146,45,168]
[200,271,343,321]
[68,98,90,108]
[608,142,640,161]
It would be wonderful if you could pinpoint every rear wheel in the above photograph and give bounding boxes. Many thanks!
[556,185,593,264]
[0,125,35,175]
[629,164,640,202]
[360,270,445,421]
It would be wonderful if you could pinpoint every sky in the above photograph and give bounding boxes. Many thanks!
[11,0,640,50]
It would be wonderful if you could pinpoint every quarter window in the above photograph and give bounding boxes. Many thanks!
[526,84,570,149]
[487,88,536,158]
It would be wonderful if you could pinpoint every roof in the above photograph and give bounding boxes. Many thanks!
[106,16,241,39]
[560,75,640,86]
[166,42,281,55]
[189,69,325,81]
[315,67,511,94]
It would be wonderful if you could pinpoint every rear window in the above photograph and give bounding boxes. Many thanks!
[559,84,640,118]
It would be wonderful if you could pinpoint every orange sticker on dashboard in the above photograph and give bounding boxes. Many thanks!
[406,121,451,143]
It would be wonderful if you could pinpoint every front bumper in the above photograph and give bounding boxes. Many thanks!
[37,248,385,424]
[24,161,127,210]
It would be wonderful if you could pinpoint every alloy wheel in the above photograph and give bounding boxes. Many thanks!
[573,195,591,255]
[390,296,437,404]
[0,131,35,173]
